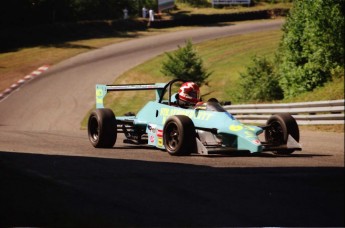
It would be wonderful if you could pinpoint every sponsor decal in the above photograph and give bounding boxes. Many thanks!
[157,129,163,137]
[159,107,213,124]
[96,88,104,104]
[158,138,163,147]
[96,88,103,96]
[150,135,155,143]
[148,124,157,133]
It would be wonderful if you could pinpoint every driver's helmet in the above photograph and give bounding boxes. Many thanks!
[178,82,200,106]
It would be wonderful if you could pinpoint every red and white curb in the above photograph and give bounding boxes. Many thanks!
[0,65,49,101]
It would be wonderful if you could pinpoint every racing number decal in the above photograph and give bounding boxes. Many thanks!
[229,124,243,131]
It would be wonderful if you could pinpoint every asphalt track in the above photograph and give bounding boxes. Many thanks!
[0,19,344,226]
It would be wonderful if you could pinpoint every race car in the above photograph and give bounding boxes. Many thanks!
[87,79,301,156]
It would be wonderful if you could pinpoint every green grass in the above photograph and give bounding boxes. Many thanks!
[283,76,344,102]
[198,30,282,102]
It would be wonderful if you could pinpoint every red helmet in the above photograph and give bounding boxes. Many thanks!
[178,82,200,105]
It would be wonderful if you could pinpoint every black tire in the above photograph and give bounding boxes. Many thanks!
[163,115,196,156]
[88,108,117,148]
[265,113,299,155]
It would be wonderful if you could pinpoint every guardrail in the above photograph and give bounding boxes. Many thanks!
[224,99,345,125]
[212,0,251,7]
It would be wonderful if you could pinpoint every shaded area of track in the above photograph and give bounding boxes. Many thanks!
[0,151,343,227]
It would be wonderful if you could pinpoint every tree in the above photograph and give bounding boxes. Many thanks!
[161,40,211,85]
[238,56,283,102]
[277,0,344,98]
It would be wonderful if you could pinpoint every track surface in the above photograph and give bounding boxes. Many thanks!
[0,19,344,226]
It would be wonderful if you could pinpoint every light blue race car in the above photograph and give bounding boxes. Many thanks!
[88,79,301,156]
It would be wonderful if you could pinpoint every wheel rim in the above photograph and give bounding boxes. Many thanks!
[165,122,180,151]
[266,121,284,144]
[89,116,100,142]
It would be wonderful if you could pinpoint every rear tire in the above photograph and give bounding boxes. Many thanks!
[88,108,117,148]
[265,113,299,155]
[163,115,196,156]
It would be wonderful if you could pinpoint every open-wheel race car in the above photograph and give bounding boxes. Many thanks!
[88,79,301,156]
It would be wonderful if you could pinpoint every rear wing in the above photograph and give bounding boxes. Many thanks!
[96,83,166,108]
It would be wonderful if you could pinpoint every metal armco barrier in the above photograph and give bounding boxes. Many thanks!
[224,99,345,125]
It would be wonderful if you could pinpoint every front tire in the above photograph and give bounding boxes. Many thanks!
[265,113,299,155]
[163,115,196,156]
[88,108,117,148]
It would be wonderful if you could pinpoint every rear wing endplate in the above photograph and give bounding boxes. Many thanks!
[96,83,166,108]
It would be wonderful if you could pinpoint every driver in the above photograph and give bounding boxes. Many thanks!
[177,82,201,108]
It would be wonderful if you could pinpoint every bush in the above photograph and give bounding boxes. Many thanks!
[277,0,344,98]
[238,56,283,102]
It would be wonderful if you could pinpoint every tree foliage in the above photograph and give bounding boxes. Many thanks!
[277,0,345,98]
[161,40,211,85]
[0,0,157,27]
[238,56,283,102]
[240,0,345,101]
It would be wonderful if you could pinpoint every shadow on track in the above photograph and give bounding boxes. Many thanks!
[0,151,343,227]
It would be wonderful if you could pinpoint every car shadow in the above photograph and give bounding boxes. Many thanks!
[113,144,331,158]
[0,151,343,227]
[195,152,331,158]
